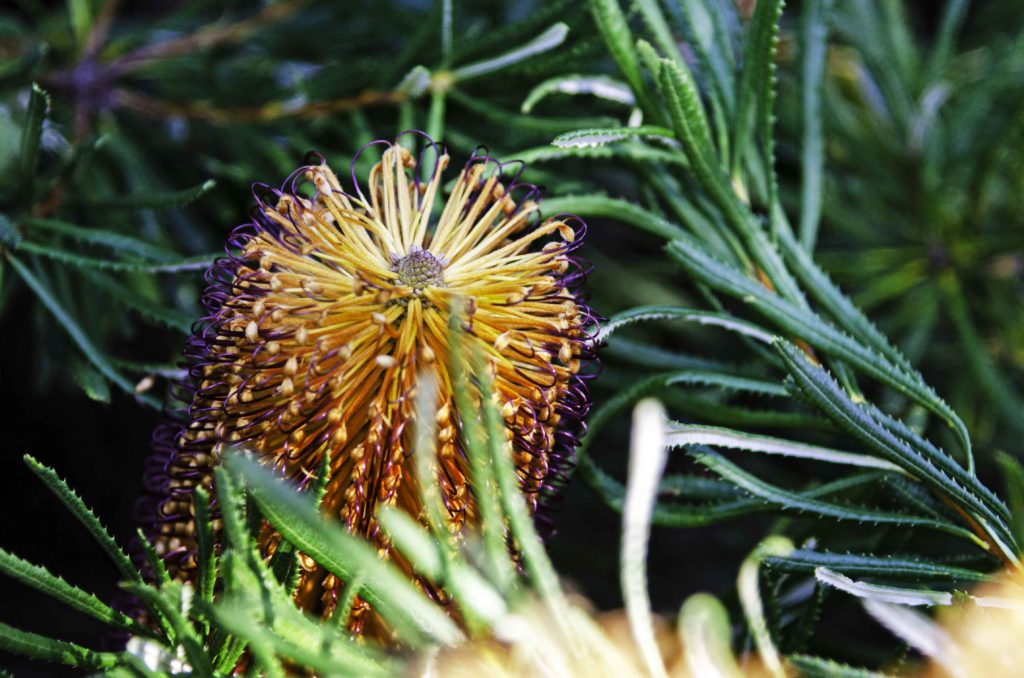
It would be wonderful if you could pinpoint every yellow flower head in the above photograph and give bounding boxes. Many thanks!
[139,133,598,631]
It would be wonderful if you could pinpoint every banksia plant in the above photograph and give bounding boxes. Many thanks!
[138,134,597,632]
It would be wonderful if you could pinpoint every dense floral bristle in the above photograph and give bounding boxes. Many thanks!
[138,133,598,633]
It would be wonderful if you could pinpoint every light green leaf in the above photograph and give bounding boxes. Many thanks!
[451,23,569,82]
[0,621,118,670]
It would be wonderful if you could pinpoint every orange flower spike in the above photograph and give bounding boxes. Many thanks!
[138,133,598,633]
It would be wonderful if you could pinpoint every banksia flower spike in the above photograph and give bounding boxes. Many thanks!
[139,132,597,632]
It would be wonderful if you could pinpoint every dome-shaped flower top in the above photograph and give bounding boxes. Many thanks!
[139,133,597,632]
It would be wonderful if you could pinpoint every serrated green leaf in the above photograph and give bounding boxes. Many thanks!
[515,140,690,168]
[22,218,177,261]
[192,487,217,609]
[578,449,887,528]
[787,654,890,678]
[597,304,775,344]
[0,621,118,670]
[84,179,216,211]
[656,55,715,162]
[667,237,973,466]
[658,63,808,308]
[694,450,983,544]
[23,455,143,584]
[15,241,215,273]
[552,125,676,148]
[763,550,990,583]
[733,0,784,180]
[775,225,917,374]
[135,529,171,587]
[0,548,150,635]
[589,0,652,111]
[774,340,1018,561]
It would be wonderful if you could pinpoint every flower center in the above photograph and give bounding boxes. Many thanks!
[391,247,446,293]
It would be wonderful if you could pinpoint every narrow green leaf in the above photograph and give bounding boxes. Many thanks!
[514,140,690,169]
[774,340,1017,560]
[667,237,972,465]
[732,0,784,181]
[926,0,968,82]
[192,487,217,607]
[656,55,715,162]
[798,0,834,251]
[995,452,1024,545]
[204,598,397,677]
[0,548,150,635]
[477,353,570,625]
[15,241,215,273]
[738,536,793,678]
[597,305,774,345]
[787,654,889,678]
[83,270,193,332]
[23,455,142,584]
[225,455,464,647]
[815,567,953,606]
[84,179,216,211]
[694,450,984,544]
[22,218,177,261]
[451,23,569,82]
[521,74,635,112]
[659,63,808,309]
[70,358,111,403]
[776,224,917,375]
[135,529,171,587]
[552,125,677,148]
[541,194,687,241]
[763,550,990,583]
[588,0,652,111]
[942,273,1024,433]
[0,213,22,248]
[6,255,161,408]
[0,621,118,669]
[621,399,671,678]
[123,582,214,676]
[19,83,48,206]
[678,593,744,678]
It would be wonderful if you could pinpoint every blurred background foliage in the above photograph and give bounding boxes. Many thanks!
[1,0,1023,674]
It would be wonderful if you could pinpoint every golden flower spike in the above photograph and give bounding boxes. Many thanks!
[137,132,598,634]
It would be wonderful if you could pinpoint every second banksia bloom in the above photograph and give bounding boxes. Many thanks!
[140,133,597,632]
